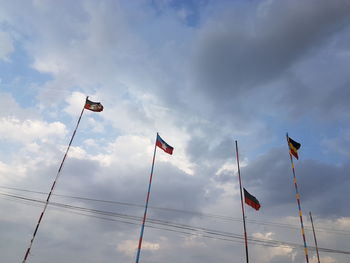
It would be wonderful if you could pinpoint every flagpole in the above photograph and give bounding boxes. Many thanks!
[235,140,249,263]
[309,211,321,263]
[22,97,88,263]
[286,133,309,263]
[135,133,158,263]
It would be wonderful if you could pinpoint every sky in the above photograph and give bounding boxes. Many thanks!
[0,0,350,262]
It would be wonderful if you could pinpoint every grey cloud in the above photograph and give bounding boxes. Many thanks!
[195,0,350,98]
[321,80,350,118]
[240,147,350,218]
[186,135,235,163]
[1,151,211,261]
[50,154,213,226]
[2,0,350,262]
[323,134,350,159]
[2,145,348,261]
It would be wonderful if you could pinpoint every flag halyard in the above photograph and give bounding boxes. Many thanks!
[156,134,174,155]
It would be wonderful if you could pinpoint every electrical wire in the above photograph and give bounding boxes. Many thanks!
[0,185,349,236]
[0,191,349,256]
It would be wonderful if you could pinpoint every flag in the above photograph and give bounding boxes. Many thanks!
[244,188,260,211]
[85,98,103,112]
[288,136,301,160]
[156,134,174,155]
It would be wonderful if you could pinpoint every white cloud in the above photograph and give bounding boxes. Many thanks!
[336,217,350,228]
[0,117,67,143]
[84,138,98,147]
[0,160,26,184]
[252,232,296,262]
[64,91,87,116]
[32,54,67,74]
[117,239,160,257]
[84,134,153,170]
[63,146,87,160]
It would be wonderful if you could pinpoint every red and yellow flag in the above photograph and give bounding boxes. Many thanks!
[288,136,301,159]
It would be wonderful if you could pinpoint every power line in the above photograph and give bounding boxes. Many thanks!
[1,191,350,256]
[0,185,349,236]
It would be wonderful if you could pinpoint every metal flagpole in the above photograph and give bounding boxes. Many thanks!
[235,140,249,263]
[286,133,309,263]
[309,211,321,263]
[135,133,158,263]
[22,97,88,263]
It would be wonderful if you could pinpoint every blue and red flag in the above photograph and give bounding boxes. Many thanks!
[156,134,174,155]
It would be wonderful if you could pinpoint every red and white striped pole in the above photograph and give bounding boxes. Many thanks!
[22,98,87,263]
[135,133,158,263]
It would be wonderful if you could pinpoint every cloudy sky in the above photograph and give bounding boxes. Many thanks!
[0,0,350,262]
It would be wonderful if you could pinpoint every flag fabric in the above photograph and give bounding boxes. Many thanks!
[156,134,174,155]
[244,188,260,211]
[288,136,301,160]
[84,98,104,112]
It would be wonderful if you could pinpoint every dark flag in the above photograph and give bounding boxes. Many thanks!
[84,98,103,112]
[156,134,174,155]
[244,188,260,211]
[288,136,301,160]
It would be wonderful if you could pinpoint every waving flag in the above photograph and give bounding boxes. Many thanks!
[156,134,174,155]
[288,136,301,160]
[244,188,260,211]
[84,98,104,112]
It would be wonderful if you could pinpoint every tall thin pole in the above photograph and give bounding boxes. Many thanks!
[309,211,321,263]
[22,97,87,263]
[135,133,158,263]
[235,140,249,263]
[286,133,309,263]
